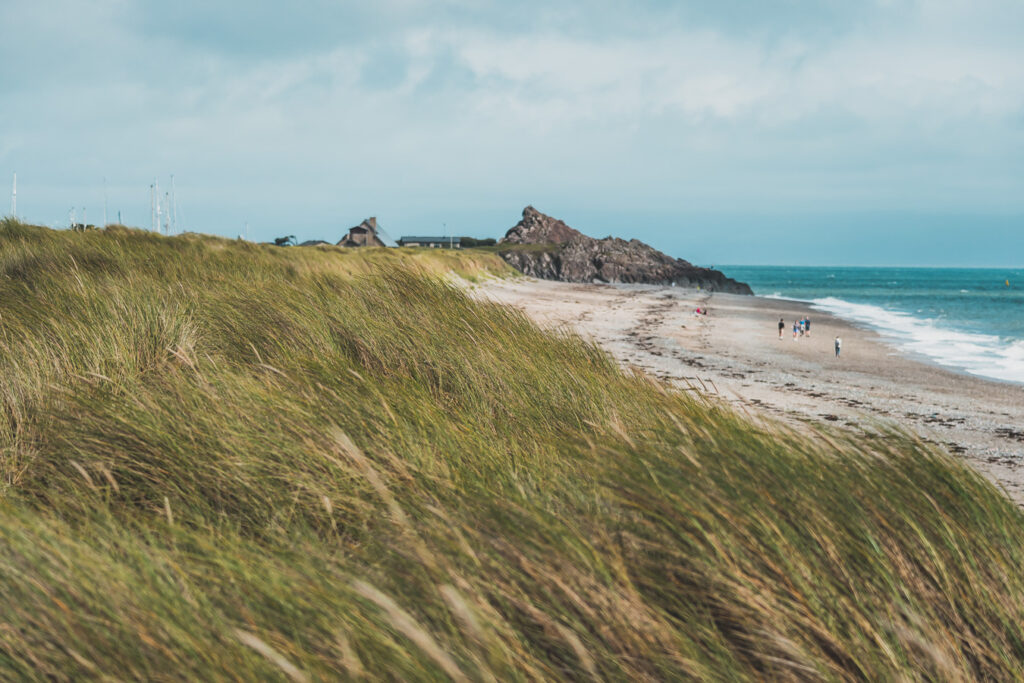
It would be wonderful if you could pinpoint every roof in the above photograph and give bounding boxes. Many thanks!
[399,236,462,243]
[374,227,398,248]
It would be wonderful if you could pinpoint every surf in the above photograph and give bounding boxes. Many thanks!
[809,296,1024,383]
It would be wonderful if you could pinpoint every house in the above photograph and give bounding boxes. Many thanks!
[338,217,397,247]
[398,236,462,249]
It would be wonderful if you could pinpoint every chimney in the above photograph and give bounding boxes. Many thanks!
[367,217,377,230]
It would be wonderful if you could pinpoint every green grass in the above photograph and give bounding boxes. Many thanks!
[3,218,1024,680]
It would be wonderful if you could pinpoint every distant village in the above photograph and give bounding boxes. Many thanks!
[269,217,496,250]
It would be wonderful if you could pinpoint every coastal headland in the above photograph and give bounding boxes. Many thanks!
[495,206,753,293]
[478,277,1024,504]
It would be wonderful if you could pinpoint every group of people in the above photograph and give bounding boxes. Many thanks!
[778,316,812,340]
[777,316,842,357]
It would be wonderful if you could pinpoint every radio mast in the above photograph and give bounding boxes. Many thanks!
[150,183,155,231]
[154,179,161,234]
[170,174,177,234]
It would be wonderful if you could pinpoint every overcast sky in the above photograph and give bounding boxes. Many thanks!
[2,0,1022,265]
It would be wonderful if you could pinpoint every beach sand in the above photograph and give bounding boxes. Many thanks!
[476,277,1024,504]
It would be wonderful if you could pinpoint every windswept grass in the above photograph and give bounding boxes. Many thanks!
[3,218,1024,680]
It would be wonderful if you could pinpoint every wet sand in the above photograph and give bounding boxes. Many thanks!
[476,277,1024,504]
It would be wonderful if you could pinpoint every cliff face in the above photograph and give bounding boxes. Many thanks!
[498,207,753,294]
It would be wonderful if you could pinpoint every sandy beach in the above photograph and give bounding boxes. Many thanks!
[477,277,1024,504]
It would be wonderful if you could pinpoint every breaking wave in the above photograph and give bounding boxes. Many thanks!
[808,296,1024,384]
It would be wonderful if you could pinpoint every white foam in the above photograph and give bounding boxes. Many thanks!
[808,296,1024,383]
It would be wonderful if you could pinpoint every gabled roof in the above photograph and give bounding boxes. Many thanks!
[374,227,398,248]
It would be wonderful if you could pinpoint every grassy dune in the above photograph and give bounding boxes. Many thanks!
[3,219,1024,680]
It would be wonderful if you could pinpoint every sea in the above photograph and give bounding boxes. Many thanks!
[717,266,1024,385]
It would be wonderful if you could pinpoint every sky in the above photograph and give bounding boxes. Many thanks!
[1,0,1022,265]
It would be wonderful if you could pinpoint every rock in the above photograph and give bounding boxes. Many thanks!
[497,207,753,294]
[501,206,585,245]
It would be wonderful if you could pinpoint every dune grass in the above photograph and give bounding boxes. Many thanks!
[3,218,1024,680]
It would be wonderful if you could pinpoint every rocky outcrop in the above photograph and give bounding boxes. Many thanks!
[501,206,584,245]
[498,207,752,294]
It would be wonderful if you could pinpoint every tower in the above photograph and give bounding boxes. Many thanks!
[154,179,161,234]
[170,174,177,234]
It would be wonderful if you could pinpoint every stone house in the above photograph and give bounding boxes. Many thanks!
[338,217,397,247]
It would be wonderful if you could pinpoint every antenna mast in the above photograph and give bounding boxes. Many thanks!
[154,179,161,234]
[170,174,177,234]
[150,182,155,231]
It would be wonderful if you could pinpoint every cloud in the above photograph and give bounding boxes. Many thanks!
[1,0,1022,260]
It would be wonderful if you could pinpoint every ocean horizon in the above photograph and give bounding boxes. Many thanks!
[719,265,1024,384]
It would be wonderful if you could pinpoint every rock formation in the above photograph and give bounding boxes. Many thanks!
[498,206,753,294]
[501,207,584,245]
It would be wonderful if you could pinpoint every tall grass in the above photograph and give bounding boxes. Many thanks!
[3,218,1024,680]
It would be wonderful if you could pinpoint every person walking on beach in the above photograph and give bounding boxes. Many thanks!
[804,317,811,337]
[793,322,799,340]
[778,317,785,339]
[834,336,842,358]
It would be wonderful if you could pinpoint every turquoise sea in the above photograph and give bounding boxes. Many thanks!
[718,266,1024,384]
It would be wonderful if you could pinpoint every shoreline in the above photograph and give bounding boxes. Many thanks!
[475,278,1024,504]
[762,292,1021,387]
